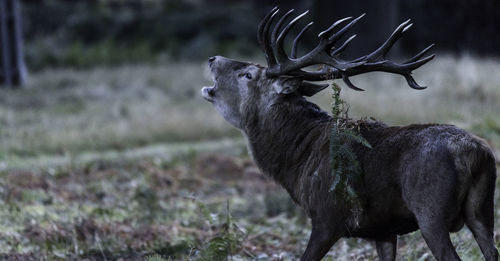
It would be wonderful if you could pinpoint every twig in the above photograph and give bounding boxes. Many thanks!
[72,228,79,257]
[94,231,107,261]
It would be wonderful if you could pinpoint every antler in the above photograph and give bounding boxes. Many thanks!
[257,7,435,91]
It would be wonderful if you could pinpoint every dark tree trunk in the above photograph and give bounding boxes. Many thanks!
[0,0,12,86]
[11,0,26,86]
[0,0,27,87]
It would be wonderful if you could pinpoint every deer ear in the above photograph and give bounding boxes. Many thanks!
[273,77,329,96]
[297,82,329,97]
[273,77,302,95]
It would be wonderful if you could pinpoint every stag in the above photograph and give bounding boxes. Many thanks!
[201,7,498,261]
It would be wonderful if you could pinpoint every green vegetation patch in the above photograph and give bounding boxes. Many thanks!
[328,83,371,218]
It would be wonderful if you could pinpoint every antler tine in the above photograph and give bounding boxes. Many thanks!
[257,6,278,48]
[291,22,313,59]
[404,44,435,64]
[342,73,365,91]
[367,19,412,61]
[258,7,280,66]
[365,54,435,72]
[318,16,352,38]
[330,34,357,56]
[398,54,435,70]
[325,14,365,47]
[271,9,294,46]
[404,74,427,90]
[276,10,309,62]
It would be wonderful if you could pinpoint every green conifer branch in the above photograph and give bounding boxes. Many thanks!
[329,82,372,212]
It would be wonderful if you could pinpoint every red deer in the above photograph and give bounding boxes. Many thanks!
[201,7,498,261]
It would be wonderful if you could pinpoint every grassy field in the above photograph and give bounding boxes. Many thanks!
[0,55,499,260]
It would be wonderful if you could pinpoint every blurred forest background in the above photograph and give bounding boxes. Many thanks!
[0,0,499,260]
[18,0,500,70]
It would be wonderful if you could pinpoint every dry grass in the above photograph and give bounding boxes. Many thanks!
[0,63,238,160]
[0,55,498,161]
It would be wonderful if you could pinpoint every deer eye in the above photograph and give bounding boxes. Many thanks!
[239,72,252,80]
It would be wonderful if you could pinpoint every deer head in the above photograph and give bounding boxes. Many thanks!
[201,7,435,130]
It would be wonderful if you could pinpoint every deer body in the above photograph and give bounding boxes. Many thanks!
[242,79,496,261]
[201,8,498,261]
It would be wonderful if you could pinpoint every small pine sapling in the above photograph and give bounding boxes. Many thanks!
[196,201,245,261]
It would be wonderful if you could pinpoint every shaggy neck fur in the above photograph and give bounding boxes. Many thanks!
[243,94,332,206]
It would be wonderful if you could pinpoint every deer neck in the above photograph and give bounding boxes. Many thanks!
[243,97,331,201]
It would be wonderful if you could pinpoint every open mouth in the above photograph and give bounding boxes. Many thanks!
[201,69,216,102]
[201,85,215,102]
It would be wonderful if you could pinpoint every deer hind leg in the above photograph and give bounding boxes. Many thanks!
[404,165,462,260]
[416,218,461,261]
[464,162,499,261]
[375,234,397,261]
